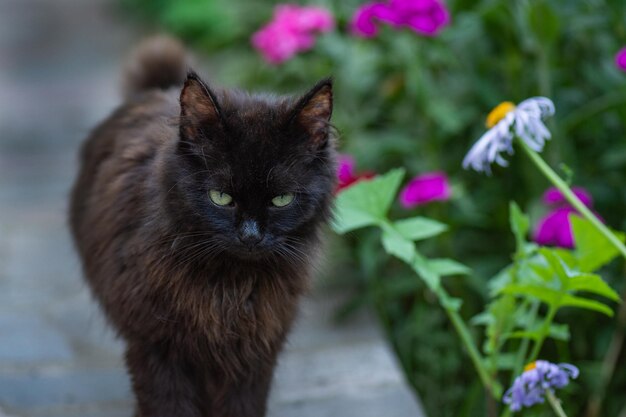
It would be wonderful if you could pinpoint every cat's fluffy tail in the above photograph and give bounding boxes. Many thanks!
[122,35,189,99]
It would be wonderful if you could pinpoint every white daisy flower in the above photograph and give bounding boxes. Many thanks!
[462,97,555,173]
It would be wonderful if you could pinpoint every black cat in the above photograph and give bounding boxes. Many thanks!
[70,36,336,417]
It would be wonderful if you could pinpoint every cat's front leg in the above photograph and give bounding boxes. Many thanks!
[126,342,207,417]
[210,365,274,417]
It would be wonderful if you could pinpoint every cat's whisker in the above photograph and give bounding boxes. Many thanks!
[274,243,308,267]
[164,169,213,195]
[148,231,219,253]
[171,240,221,269]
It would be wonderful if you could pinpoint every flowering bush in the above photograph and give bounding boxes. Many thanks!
[123,0,626,415]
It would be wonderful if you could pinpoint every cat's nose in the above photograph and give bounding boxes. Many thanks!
[238,220,264,247]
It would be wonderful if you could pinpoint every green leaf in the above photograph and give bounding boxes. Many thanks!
[412,252,440,291]
[571,216,625,272]
[470,311,493,326]
[332,169,405,234]
[568,273,620,302]
[393,217,448,241]
[381,227,416,263]
[500,283,562,307]
[483,295,517,354]
[501,278,617,317]
[505,324,570,342]
[561,294,614,317]
[509,202,530,254]
[488,265,514,294]
[505,330,540,341]
[527,255,555,283]
[548,323,571,341]
[428,258,471,276]
[539,248,571,288]
[550,248,578,269]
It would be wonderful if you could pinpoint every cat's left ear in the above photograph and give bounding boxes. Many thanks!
[290,78,333,148]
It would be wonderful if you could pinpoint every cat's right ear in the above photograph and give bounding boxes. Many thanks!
[179,70,221,141]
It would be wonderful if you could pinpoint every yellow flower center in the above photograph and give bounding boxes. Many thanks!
[486,101,516,128]
[524,361,537,372]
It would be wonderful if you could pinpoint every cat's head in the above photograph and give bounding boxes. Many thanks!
[164,71,336,262]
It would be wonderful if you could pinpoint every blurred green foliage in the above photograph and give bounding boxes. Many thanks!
[120,0,626,415]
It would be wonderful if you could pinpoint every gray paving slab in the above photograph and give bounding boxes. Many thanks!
[0,369,130,408]
[0,314,73,364]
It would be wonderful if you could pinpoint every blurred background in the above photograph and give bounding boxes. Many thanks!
[1,0,626,416]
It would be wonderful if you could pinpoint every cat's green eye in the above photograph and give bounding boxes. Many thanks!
[209,190,233,206]
[271,193,295,208]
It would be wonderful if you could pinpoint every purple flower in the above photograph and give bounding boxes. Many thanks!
[534,187,601,248]
[615,47,626,72]
[350,0,450,38]
[503,360,579,412]
[399,171,451,208]
[252,4,334,64]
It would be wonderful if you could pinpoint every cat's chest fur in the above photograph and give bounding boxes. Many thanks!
[121,235,308,348]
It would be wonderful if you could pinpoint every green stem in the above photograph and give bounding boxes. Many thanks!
[528,305,558,363]
[546,389,569,417]
[517,137,626,260]
[512,301,540,382]
[586,278,626,417]
[444,304,501,398]
[500,409,511,417]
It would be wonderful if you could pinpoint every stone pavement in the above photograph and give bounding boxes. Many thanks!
[0,1,425,416]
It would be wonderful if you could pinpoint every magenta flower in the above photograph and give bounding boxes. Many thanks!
[535,207,578,249]
[351,3,398,37]
[351,0,450,38]
[252,4,334,64]
[615,47,626,72]
[534,187,599,248]
[542,187,592,207]
[399,171,451,208]
[336,154,375,192]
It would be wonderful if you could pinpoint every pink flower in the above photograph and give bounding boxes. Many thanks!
[275,4,334,33]
[350,0,450,38]
[534,187,601,249]
[336,154,375,192]
[350,2,398,37]
[399,171,451,208]
[615,47,626,72]
[252,4,334,64]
